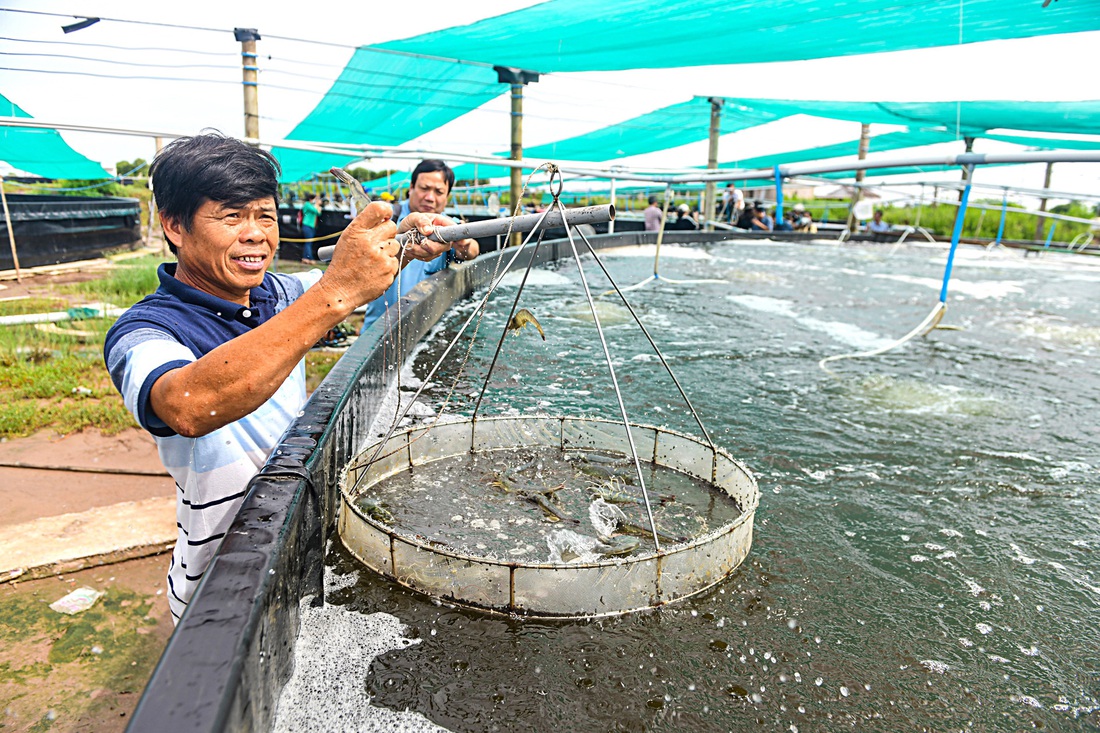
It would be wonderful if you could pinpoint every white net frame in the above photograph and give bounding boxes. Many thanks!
[338,415,759,618]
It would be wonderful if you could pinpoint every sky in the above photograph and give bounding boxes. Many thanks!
[2,0,1099,210]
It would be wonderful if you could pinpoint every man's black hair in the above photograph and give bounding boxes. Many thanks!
[648,195,658,205]
[410,159,455,192]
[150,132,281,254]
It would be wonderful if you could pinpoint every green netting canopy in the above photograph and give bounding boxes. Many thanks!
[0,93,110,179]
[718,130,964,170]
[723,98,1100,136]
[524,99,783,162]
[378,0,1100,72]
[272,50,505,182]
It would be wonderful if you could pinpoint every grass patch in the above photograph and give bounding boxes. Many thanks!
[0,297,69,317]
[0,258,169,438]
[0,255,348,438]
[306,351,343,393]
[63,254,166,305]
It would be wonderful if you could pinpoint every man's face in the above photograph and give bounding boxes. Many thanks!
[408,170,450,214]
[167,197,279,304]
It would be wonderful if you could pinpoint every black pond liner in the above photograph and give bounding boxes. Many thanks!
[0,194,142,270]
[123,228,820,732]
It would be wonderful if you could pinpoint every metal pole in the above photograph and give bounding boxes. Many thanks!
[509,82,523,247]
[703,97,723,232]
[940,166,975,304]
[1035,162,1054,241]
[234,29,261,143]
[608,177,616,234]
[846,123,870,234]
[774,164,784,223]
[149,136,166,256]
[316,204,614,261]
[958,137,975,203]
[0,176,22,282]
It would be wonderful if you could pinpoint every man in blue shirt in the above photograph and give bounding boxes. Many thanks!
[361,160,479,332]
[103,134,460,623]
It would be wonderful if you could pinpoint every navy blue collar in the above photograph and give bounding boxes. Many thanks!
[157,263,275,327]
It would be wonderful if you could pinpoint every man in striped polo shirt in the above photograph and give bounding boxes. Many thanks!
[104,134,465,623]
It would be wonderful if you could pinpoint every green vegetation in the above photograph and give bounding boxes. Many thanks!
[874,200,1095,243]
[0,585,164,728]
[0,255,349,438]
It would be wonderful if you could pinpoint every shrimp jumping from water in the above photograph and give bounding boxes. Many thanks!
[507,308,546,340]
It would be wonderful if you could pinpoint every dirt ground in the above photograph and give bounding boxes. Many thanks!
[0,554,174,733]
[0,426,176,733]
[0,252,331,731]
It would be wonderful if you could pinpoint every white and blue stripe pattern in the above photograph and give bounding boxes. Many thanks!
[105,264,323,622]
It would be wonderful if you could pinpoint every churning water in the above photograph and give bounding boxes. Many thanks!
[277,240,1100,732]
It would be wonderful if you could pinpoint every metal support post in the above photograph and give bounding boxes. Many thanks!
[234,28,261,143]
[495,66,539,247]
[703,97,723,231]
[846,123,870,234]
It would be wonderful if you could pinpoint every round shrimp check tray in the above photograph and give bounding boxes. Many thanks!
[338,415,759,618]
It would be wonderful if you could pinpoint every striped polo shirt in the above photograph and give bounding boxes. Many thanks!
[104,263,323,622]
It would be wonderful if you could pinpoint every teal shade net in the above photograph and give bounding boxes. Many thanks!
[980,133,1100,151]
[378,0,1100,72]
[523,99,784,161]
[724,98,1100,136]
[0,93,110,179]
[272,50,505,182]
[719,130,965,170]
[511,99,1100,176]
[360,171,411,192]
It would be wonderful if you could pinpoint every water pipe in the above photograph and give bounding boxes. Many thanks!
[317,204,614,261]
[939,166,974,304]
[995,190,1008,246]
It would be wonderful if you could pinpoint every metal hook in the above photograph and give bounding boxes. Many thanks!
[547,164,563,202]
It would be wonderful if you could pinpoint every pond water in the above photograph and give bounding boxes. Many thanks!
[277,240,1100,732]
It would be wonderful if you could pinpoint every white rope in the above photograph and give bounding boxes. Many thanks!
[818,301,946,374]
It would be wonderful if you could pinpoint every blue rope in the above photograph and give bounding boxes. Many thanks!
[1044,222,1057,248]
[995,191,1008,245]
[939,166,974,304]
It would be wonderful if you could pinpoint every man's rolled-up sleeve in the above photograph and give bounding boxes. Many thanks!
[107,327,195,436]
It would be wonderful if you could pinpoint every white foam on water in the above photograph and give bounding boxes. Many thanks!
[726,294,798,318]
[920,660,949,674]
[1009,317,1100,347]
[1010,543,1038,565]
[1010,694,1044,709]
[557,300,633,325]
[272,600,450,733]
[851,375,1005,417]
[597,244,714,260]
[495,269,573,287]
[727,294,893,350]
[871,273,1025,299]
